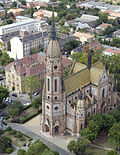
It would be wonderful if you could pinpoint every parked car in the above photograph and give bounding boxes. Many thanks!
[6,97,9,102]
[2,112,7,117]
[12,93,17,97]
[33,92,39,96]
[23,103,30,106]
[8,98,12,103]
[11,119,20,123]
[2,121,7,126]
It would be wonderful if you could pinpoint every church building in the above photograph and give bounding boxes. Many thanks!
[41,11,118,136]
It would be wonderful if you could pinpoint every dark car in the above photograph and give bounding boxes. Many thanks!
[11,119,20,123]
[12,93,17,97]
[2,112,7,117]
[2,121,7,126]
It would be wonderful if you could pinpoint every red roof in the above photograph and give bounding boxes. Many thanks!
[104,48,120,54]
[5,53,71,77]
[20,5,31,9]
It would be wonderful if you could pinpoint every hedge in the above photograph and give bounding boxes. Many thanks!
[20,109,42,124]
[0,103,7,109]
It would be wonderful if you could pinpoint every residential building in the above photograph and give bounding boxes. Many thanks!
[114,29,120,38]
[0,31,19,51]
[42,12,118,136]
[10,30,49,59]
[101,10,120,19]
[7,8,24,17]
[73,32,94,43]
[78,14,99,27]
[27,2,48,8]
[103,48,120,56]
[5,53,71,94]
[96,23,112,31]
[0,19,42,35]
[33,9,57,18]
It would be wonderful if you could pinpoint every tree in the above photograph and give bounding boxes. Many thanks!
[0,52,14,66]
[0,86,9,103]
[25,76,40,101]
[26,140,48,155]
[108,122,120,150]
[11,1,17,8]
[5,101,23,120]
[0,136,12,153]
[106,150,119,155]
[17,149,26,155]
[32,96,42,110]
[80,120,99,141]
[67,136,90,155]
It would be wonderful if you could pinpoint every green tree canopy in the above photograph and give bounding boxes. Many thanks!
[0,86,9,103]
[0,136,12,153]
[108,122,120,150]
[5,101,23,120]
[32,96,42,110]
[67,136,90,155]
[25,76,40,101]
[106,150,119,155]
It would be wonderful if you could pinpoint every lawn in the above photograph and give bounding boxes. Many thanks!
[87,146,108,155]
[3,130,31,147]
[93,132,116,150]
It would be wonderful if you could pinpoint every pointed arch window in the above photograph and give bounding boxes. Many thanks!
[55,79,57,92]
[102,88,105,98]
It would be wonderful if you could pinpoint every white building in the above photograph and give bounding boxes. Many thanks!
[0,19,44,35]
[10,30,49,59]
[103,48,120,56]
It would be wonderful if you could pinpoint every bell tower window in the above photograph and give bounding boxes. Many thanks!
[55,79,57,92]
[48,78,50,91]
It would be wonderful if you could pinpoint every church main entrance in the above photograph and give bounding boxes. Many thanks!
[54,126,59,135]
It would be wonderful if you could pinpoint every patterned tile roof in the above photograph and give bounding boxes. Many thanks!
[64,62,104,95]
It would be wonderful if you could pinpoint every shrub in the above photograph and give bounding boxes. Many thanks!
[6,147,13,154]
[9,130,17,135]
[0,129,4,135]
[16,132,23,138]
[6,127,12,131]
[0,103,7,109]
[20,137,25,141]
[17,149,26,155]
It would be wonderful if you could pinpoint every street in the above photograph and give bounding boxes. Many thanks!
[8,123,73,155]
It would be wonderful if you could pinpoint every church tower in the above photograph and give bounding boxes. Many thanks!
[41,11,66,136]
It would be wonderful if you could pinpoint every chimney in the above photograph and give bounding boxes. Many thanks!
[20,29,26,37]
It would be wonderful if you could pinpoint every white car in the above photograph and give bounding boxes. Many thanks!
[24,103,30,106]
[6,97,9,102]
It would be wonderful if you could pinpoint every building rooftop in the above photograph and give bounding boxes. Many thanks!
[79,14,99,23]
[19,31,48,43]
[0,19,39,29]
[98,23,112,29]
[5,53,71,76]
[0,31,19,42]
[104,48,120,54]
[73,32,94,39]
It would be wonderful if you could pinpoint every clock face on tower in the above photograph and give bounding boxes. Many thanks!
[54,65,57,70]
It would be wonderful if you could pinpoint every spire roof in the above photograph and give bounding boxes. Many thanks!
[51,9,56,40]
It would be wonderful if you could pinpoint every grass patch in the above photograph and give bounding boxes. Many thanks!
[93,132,116,150]
[87,146,108,155]
[3,130,31,147]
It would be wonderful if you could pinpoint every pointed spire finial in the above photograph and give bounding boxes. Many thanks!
[87,50,92,70]
[51,5,56,40]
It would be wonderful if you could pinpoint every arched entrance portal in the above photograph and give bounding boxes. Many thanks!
[44,124,49,132]
[54,126,59,135]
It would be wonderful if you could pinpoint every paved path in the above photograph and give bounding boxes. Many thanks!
[8,123,73,155]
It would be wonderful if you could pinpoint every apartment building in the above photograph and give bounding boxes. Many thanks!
[10,30,49,59]
[0,19,41,35]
